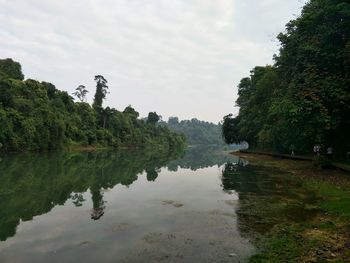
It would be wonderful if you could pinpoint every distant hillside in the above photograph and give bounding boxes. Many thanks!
[161,117,224,146]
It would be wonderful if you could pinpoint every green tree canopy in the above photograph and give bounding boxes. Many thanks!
[123,105,139,119]
[223,0,350,158]
[0,58,24,81]
[0,59,186,152]
[147,112,160,125]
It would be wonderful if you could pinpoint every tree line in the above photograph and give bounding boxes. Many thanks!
[162,117,224,146]
[222,0,350,158]
[0,58,186,152]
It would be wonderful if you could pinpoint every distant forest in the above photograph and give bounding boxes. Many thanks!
[223,0,350,158]
[162,117,224,146]
[0,59,185,152]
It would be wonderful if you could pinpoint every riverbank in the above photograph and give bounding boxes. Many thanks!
[0,141,186,155]
[231,152,350,262]
[239,149,350,173]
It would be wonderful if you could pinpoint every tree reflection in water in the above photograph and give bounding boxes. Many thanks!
[0,147,184,240]
[146,168,159,182]
[91,189,106,220]
[71,193,85,207]
[221,160,320,239]
[166,145,239,171]
[0,146,248,239]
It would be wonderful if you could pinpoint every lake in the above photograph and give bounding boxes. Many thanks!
[0,146,319,262]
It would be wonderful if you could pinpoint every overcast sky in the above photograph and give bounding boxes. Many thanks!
[0,0,306,123]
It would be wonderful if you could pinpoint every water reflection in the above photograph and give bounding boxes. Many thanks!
[91,189,106,220]
[167,145,240,171]
[71,193,85,207]
[0,148,183,241]
[0,146,239,242]
[0,146,262,263]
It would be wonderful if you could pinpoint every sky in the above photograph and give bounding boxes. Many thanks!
[0,0,306,123]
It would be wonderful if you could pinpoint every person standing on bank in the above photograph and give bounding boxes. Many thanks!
[326,147,333,160]
[314,145,321,156]
[290,144,295,156]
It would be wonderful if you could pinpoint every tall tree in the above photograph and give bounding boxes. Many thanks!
[72,85,88,102]
[92,75,108,109]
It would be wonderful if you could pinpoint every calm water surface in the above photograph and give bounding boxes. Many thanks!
[0,146,315,262]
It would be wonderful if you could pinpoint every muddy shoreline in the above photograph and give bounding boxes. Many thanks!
[231,151,350,262]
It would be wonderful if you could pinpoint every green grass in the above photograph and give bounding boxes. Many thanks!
[249,225,307,262]
[304,180,350,219]
[244,163,350,262]
[249,220,349,262]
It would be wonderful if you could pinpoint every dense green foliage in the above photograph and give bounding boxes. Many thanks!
[163,117,224,145]
[223,0,350,158]
[147,112,160,125]
[0,59,185,152]
[0,58,24,81]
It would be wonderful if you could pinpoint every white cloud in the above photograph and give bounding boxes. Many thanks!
[0,0,306,122]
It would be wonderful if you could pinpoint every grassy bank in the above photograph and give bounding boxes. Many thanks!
[232,152,350,262]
